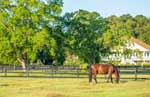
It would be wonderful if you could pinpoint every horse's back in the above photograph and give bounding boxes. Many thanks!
[91,63,115,74]
[91,63,114,69]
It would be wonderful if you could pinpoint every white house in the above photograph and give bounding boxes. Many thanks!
[126,37,150,63]
[102,37,150,64]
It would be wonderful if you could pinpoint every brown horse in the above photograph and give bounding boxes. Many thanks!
[90,63,120,83]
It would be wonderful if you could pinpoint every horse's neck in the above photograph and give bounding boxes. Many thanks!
[114,68,119,78]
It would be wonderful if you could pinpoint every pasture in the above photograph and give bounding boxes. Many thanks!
[0,77,150,97]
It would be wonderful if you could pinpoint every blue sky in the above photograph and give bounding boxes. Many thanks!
[62,0,150,17]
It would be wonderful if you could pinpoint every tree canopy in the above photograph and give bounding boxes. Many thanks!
[0,0,150,67]
[0,0,63,72]
[62,10,108,64]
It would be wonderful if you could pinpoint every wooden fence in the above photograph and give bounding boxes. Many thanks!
[0,65,150,80]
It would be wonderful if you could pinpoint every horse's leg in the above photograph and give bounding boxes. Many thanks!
[104,74,107,80]
[107,73,112,83]
[110,75,113,83]
[107,74,110,83]
[106,75,109,83]
[93,74,98,83]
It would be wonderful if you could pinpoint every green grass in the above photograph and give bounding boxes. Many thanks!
[0,77,150,97]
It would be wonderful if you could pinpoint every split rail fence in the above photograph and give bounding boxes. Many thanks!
[0,65,150,80]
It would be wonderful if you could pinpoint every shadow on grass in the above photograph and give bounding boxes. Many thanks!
[89,79,130,84]
[46,93,67,97]
[0,84,9,87]
[119,80,129,83]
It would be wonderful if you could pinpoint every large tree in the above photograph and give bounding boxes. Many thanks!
[62,10,107,64]
[0,0,63,72]
[101,15,133,63]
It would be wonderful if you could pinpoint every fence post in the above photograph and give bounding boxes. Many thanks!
[135,66,138,80]
[88,64,92,83]
[118,66,120,72]
[1,66,4,73]
[26,66,29,77]
[4,67,7,77]
[51,65,54,78]
[77,68,80,78]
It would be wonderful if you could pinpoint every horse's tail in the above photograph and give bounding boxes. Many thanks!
[114,67,120,83]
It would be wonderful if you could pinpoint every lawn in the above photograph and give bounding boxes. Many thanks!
[0,77,150,97]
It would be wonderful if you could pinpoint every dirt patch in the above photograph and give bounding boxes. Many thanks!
[46,93,67,97]
[0,84,9,87]
[136,93,150,97]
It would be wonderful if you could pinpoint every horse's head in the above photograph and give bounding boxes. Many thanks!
[114,67,120,83]
[115,78,119,83]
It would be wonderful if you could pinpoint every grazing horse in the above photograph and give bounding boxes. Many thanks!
[90,63,120,83]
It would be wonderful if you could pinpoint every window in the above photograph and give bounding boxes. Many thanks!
[147,52,150,57]
[144,52,150,58]
[144,52,147,57]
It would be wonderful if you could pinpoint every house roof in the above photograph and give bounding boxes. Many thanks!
[131,37,150,49]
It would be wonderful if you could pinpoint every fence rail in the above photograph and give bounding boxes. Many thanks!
[0,65,150,80]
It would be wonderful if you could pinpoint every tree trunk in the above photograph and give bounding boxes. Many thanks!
[88,59,93,83]
[17,58,27,73]
[88,64,92,83]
